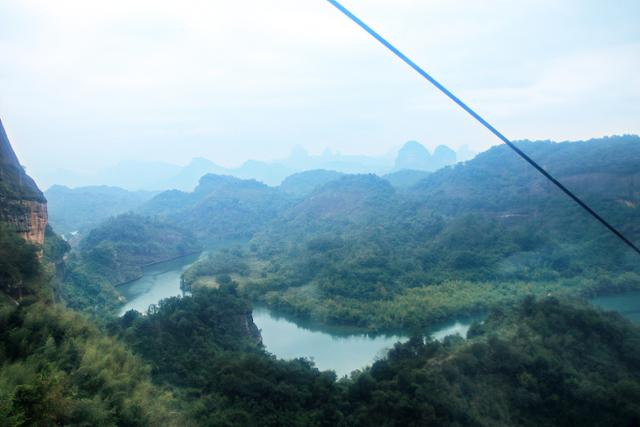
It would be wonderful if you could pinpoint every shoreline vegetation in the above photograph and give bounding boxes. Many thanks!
[54,137,640,332]
[182,248,640,334]
[110,289,640,426]
[4,213,640,425]
[113,251,202,288]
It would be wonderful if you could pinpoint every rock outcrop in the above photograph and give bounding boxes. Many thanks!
[243,311,263,344]
[0,118,48,246]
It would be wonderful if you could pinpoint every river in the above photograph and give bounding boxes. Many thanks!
[589,291,640,323]
[118,255,640,376]
[252,308,481,376]
[118,253,201,315]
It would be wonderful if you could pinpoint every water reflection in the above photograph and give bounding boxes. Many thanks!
[118,253,201,315]
[590,291,640,324]
[253,307,482,376]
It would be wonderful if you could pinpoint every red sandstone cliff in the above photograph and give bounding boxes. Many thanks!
[0,119,48,246]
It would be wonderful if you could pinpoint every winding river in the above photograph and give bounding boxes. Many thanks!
[252,308,481,376]
[118,255,640,376]
[118,254,201,315]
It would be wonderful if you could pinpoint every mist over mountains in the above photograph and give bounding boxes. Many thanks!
[40,141,474,191]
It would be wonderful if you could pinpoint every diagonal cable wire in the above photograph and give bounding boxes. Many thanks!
[326,0,640,257]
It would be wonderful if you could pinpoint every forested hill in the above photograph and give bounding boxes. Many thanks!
[111,289,640,426]
[45,185,156,237]
[59,213,201,315]
[186,135,640,331]
[409,135,640,215]
[279,174,397,228]
[279,169,345,196]
[139,173,295,244]
[0,124,183,425]
[51,135,640,322]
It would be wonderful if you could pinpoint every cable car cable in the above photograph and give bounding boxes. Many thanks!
[325,0,640,257]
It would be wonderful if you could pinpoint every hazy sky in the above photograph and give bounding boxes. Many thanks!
[1,0,639,181]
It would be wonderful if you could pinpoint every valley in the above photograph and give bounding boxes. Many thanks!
[118,251,640,378]
[3,2,640,423]
[2,126,640,425]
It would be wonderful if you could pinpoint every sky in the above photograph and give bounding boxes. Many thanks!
[1,0,639,183]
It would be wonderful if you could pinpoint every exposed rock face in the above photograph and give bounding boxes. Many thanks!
[0,118,48,246]
[3,200,48,246]
[243,311,263,344]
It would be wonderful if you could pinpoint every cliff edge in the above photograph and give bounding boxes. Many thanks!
[0,119,47,246]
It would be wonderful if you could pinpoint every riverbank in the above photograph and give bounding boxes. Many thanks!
[118,253,201,315]
[114,253,640,378]
[115,251,203,287]
[590,290,640,323]
[249,274,640,334]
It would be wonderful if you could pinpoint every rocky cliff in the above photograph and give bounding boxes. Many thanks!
[0,119,48,246]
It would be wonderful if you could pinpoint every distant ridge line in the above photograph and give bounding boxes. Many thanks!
[325,0,640,257]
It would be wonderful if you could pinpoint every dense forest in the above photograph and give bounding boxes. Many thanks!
[57,213,201,316]
[0,220,179,426]
[110,288,640,426]
[181,136,640,331]
[138,174,296,245]
[4,235,640,426]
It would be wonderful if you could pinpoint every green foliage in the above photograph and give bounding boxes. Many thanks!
[139,174,295,245]
[0,119,46,203]
[383,169,431,188]
[0,302,181,426]
[113,288,342,426]
[116,287,259,387]
[79,213,202,281]
[279,169,344,195]
[113,289,640,426]
[182,137,640,331]
[343,297,640,426]
[58,213,202,316]
[181,249,249,292]
[43,224,70,264]
[4,135,640,425]
[56,252,123,317]
[0,224,41,300]
[45,185,157,236]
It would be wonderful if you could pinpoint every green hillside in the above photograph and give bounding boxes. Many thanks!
[140,174,294,245]
[45,185,157,237]
[183,137,640,331]
[59,213,201,315]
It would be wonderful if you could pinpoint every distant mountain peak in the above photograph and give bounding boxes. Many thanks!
[401,140,430,155]
[189,157,217,166]
[394,140,458,172]
[394,141,431,171]
[289,145,309,160]
[195,173,269,194]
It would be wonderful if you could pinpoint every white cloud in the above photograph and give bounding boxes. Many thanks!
[0,0,639,177]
